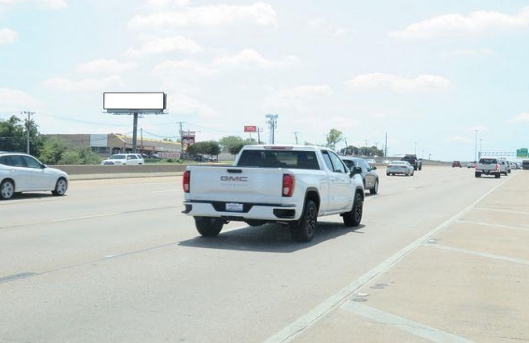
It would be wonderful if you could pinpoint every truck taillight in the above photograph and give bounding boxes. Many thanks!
[282,174,295,197]
[183,170,190,193]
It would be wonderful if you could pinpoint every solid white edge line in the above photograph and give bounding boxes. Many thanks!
[457,219,529,231]
[341,302,479,343]
[427,244,529,266]
[262,175,508,343]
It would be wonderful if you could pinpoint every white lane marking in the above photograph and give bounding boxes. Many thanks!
[262,176,507,343]
[341,302,479,343]
[474,207,529,215]
[426,244,529,266]
[53,213,120,222]
[457,219,529,231]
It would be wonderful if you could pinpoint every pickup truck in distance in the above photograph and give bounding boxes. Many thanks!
[401,154,422,171]
[182,145,365,242]
[475,157,501,178]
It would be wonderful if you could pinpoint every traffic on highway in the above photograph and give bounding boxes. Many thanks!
[1,166,527,343]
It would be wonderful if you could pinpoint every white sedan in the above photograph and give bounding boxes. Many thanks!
[386,160,414,176]
[0,152,69,200]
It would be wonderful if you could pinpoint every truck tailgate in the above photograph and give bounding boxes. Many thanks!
[187,166,286,203]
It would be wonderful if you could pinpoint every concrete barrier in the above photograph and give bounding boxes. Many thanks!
[51,164,190,180]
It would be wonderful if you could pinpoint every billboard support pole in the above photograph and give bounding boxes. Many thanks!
[132,112,138,152]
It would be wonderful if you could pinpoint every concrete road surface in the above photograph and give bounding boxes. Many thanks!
[0,167,527,343]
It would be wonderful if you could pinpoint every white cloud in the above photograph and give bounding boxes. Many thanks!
[213,49,297,69]
[42,76,124,91]
[0,0,67,9]
[262,84,333,113]
[128,2,276,29]
[389,7,529,41]
[76,59,137,74]
[0,28,17,44]
[168,93,219,119]
[345,73,451,93]
[125,35,201,57]
[445,49,493,57]
[0,88,40,109]
[308,17,354,37]
[279,85,333,98]
[154,60,218,76]
[508,112,529,123]
[445,135,473,144]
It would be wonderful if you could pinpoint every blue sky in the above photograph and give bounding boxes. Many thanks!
[1,0,529,161]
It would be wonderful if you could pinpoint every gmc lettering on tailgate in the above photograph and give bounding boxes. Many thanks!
[221,176,248,182]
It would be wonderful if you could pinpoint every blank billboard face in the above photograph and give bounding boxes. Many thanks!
[103,92,166,111]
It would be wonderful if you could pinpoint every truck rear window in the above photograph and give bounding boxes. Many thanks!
[479,158,497,164]
[237,150,320,170]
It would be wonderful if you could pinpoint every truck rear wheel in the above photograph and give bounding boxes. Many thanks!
[290,200,317,242]
[495,173,501,178]
[343,192,363,227]
[194,217,224,237]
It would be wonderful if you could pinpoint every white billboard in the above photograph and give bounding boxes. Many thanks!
[103,92,166,111]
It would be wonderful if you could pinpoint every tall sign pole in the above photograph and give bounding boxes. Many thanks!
[265,114,278,144]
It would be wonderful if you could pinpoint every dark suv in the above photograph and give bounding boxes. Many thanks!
[401,154,422,171]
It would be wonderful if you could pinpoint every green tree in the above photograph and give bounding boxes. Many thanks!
[228,142,246,156]
[0,115,43,155]
[326,129,343,150]
[57,148,102,165]
[39,136,68,164]
[218,136,245,152]
[0,116,26,152]
[186,141,221,156]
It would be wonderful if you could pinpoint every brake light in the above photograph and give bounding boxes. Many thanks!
[282,174,295,197]
[183,170,190,193]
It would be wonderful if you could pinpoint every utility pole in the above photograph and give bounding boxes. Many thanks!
[293,132,299,145]
[474,130,479,161]
[265,114,278,144]
[384,131,388,157]
[257,127,262,144]
[22,111,35,154]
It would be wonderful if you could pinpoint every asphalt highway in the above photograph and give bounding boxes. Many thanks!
[0,167,527,343]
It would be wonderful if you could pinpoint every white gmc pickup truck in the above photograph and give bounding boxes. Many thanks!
[182,145,365,242]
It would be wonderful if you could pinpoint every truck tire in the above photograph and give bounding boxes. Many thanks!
[343,192,363,227]
[194,217,224,237]
[290,200,317,242]
[495,173,500,179]
[475,172,481,178]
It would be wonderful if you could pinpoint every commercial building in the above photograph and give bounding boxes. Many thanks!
[43,133,182,159]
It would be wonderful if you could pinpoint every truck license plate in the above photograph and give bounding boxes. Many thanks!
[226,203,243,212]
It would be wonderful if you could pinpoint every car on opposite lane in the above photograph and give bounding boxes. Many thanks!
[101,153,145,166]
[0,152,69,200]
[386,160,414,176]
[341,156,380,194]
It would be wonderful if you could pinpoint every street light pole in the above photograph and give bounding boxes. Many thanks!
[22,111,34,154]
[474,130,479,161]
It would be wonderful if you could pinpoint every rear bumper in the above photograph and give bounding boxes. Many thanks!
[182,201,300,221]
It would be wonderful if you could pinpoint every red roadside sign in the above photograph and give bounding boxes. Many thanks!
[244,125,257,132]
